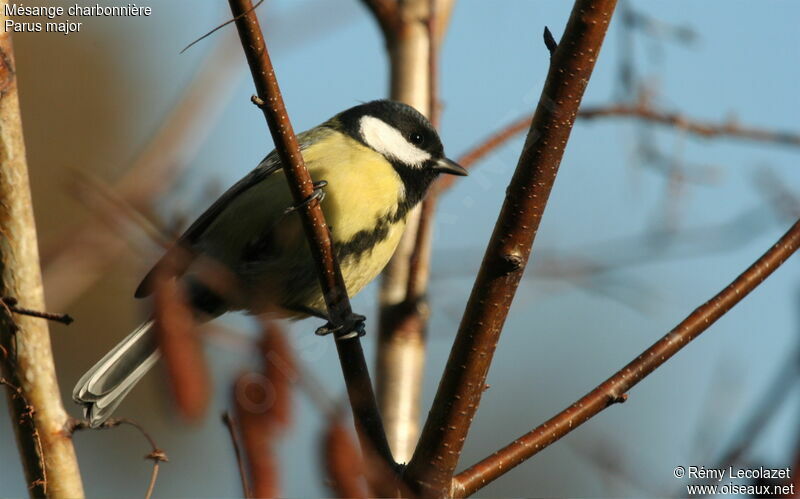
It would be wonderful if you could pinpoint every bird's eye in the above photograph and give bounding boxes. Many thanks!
[409,132,425,146]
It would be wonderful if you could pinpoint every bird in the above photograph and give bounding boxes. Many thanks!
[73,99,467,426]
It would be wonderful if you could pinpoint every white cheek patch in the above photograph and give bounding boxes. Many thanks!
[359,115,431,168]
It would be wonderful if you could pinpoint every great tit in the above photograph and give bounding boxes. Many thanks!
[73,99,467,426]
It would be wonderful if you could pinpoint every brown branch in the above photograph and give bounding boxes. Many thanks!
[222,411,253,498]
[404,1,618,495]
[441,103,800,192]
[0,7,85,495]
[580,103,800,145]
[227,0,394,467]
[69,417,168,499]
[360,0,400,44]
[452,217,800,497]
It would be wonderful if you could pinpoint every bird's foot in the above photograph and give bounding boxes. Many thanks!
[284,180,328,214]
[315,313,366,340]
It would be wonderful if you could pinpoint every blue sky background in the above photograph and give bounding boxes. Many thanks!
[1,1,799,496]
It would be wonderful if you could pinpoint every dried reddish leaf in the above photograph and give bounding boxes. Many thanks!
[152,276,209,421]
[259,321,296,429]
[322,419,367,499]
[233,371,280,498]
[227,324,297,497]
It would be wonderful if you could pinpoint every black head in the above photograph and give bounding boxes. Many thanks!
[333,100,467,201]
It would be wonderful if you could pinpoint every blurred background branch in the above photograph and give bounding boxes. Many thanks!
[439,101,800,193]
[41,34,242,310]
[364,0,456,464]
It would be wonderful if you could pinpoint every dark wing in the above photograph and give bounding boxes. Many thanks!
[134,153,282,298]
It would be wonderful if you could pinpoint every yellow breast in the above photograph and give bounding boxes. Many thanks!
[303,132,404,241]
[303,132,408,298]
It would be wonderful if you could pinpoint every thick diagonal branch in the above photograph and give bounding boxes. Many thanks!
[0,9,85,498]
[227,0,393,466]
[404,1,618,495]
[453,217,800,497]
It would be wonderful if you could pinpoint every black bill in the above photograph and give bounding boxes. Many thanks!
[434,157,468,176]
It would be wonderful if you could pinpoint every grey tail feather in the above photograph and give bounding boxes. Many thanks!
[72,320,160,427]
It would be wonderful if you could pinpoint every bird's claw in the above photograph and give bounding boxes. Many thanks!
[315,313,366,340]
[284,180,327,214]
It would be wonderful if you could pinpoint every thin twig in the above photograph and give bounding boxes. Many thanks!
[222,411,254,498]
[404,1,619,495]
[69,417,168,499]
[440,103,800,192]
[144,453,164,499]
[452,217,800,497]
[579,103,800,145]
[1,297,73,325]
[180,0,264,53]
[227,0,393,467]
